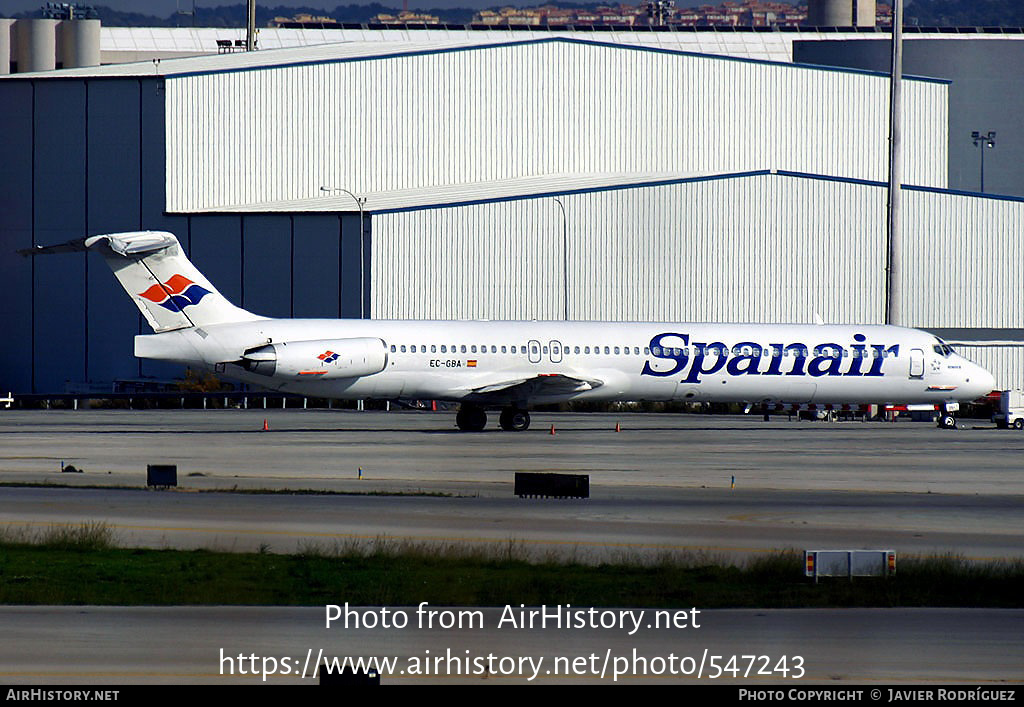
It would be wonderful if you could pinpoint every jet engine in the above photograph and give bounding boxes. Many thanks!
[240,337,387,379]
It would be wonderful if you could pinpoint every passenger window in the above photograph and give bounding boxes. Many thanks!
[441,345,447,353]
[585,346,591,354]
[431,345,437,353]
[390,345,396,353]
[574,346,580,354]
[644,347,650,355]
[501,345,507,354]
[491,345,497,353]
[603,346,610,355]
[461,345,467,353]
[400,345,407,353]
[614,346,620,355]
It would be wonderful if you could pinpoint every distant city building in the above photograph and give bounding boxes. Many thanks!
[372,11,443,25]
[468,2,896,28]
[270,13,339,28]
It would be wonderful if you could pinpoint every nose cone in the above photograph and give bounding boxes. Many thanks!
[964,362,996,401]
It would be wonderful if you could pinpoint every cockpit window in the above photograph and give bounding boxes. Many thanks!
[933,339,954,357]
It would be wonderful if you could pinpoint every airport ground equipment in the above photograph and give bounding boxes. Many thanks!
[146,464,178,487]
[514,472,589,499]
[993,390,1024,429]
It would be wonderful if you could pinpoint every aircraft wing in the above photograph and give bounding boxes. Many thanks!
[465,373,604,403]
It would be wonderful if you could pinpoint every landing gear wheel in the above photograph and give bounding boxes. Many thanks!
[1014,419,1024,431]
[939,414,957,429]
[456,405,487,432]
[499,408,531,431]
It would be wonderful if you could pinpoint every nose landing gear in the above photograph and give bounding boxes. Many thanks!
[937,402,959,429]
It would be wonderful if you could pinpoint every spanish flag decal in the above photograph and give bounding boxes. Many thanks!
[467,360,478,367]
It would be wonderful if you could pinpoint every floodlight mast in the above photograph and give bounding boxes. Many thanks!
[971,130,996,193]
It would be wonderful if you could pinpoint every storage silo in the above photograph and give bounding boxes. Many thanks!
[807,0,876,27]
[58,19,101,69]
[0,20,13,74]
[14,18,58,73]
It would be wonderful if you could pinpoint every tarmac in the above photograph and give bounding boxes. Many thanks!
[2,409,1022,684]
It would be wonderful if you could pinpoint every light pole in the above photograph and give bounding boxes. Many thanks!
[319,186,366,320]
[971,131,996,193]
[553,198,568,321]
[885,0,904,327]
[320,186,366,412]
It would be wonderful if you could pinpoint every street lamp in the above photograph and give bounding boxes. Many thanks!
[319,186,366,320]
[553,198,568,321]
[321,186,367,412]
[970,131,996,193]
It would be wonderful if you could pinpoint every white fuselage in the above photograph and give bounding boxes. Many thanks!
[135,319,995,408]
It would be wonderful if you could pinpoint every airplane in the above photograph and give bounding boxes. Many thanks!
[22,230,996,431]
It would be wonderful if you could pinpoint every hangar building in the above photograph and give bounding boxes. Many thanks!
[1,36,1021,395]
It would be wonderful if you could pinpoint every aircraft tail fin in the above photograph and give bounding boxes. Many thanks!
[82,231,261,333]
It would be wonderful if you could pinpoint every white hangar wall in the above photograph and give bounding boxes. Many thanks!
[164,39,948,212]
[372,172,885,323]
[957,346,1024,392]
[370,172,1024,387]
[902,188,1024,328]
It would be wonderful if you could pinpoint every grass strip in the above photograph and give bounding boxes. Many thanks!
[0,525,1021,607]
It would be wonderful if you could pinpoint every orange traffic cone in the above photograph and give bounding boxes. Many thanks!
[549,424,556,435]
[615,422,621,432]
[262,419,269,431]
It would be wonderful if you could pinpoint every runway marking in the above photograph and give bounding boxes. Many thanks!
[0,519,1013,562]
[0,519,775,555]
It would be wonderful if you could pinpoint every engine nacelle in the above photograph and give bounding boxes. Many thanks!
[241,337,388,379]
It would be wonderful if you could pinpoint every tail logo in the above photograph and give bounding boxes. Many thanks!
[138,275,211,312]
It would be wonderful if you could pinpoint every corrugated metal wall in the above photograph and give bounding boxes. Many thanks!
[903,189,1024,328]
[165,40,948,212]
[372,173,887,322]
[371,172,1024,386]
[956,346,1024,391]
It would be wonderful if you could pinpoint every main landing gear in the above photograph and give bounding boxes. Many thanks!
[455,404,487,432]
[499,408,531,431]
[455,405,531,432]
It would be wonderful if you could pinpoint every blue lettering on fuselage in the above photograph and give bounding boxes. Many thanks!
[640,332,898,383]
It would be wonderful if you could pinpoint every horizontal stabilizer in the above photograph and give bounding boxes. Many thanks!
[17,239,89,256]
